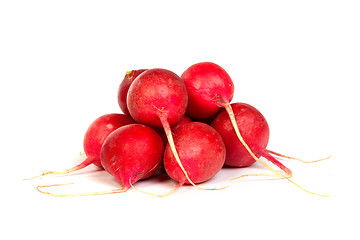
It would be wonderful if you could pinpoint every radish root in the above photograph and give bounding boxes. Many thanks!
[231,173,284,181]
[259,148,293,177]
[24,156,95,180]
[231,147,329,197]
[129,180,183,197]
[130,179,229,197]
[37,183,128,197]
[266,149,332,163]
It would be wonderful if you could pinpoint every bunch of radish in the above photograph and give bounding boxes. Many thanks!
[29,62,329,197]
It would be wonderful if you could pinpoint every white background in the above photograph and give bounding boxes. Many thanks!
[1,0,359,239]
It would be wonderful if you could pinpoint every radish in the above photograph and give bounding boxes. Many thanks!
[211,102,329,196]
[163,122,226,191]
[100,124,164,191]
[181,62,287,178]
[181,62,234,121]
[211,102,291,175]
[127,68,188,129]
[126,68,200,188]
[26,113,135,179]
[117,69,147,115]
[37,124,164,196]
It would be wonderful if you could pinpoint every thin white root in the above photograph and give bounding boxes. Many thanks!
[266,149,332,163]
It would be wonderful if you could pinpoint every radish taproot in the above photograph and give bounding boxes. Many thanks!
[37,124,164,196]
[117,69,147,115]
[157,115,193,144]
[26,113,135,180]
[163,122,226,192]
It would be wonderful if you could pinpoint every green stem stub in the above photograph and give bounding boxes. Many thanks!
[126,70,135,79]
[212,95,226,107]
[152,104,165,114]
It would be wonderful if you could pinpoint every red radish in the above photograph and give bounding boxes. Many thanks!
[181,62,286,178]
[211,102,270,167]
[27,113,135,179]
[163,122,226,191]
[126,68,201,187]
[100,124,164,191]
[37,124,164,196]
[127,68,188,129]
[211,103,291,176]
[211,102,330,197]
[181,62,234,121]
[117,69,147,115]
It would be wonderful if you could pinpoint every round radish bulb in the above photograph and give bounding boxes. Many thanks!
[164,122,226,188]
[211,102,291,175]
[101,124,164,191]
[181,62,234,121]
[127,68,188,129]
[117,69,147,115]
[211,103,269,167]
